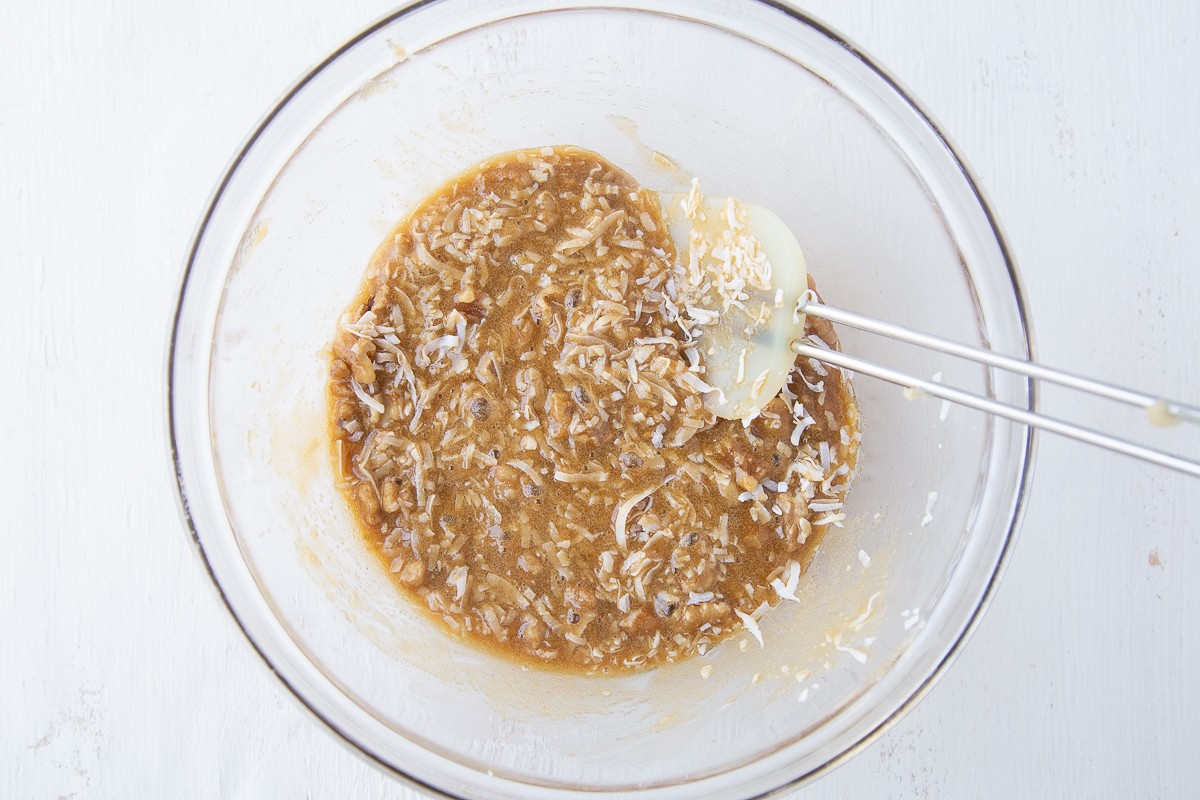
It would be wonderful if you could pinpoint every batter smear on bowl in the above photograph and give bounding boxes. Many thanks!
[327,146,860,672]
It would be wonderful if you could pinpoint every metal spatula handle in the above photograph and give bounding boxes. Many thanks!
[794,303,1200,478]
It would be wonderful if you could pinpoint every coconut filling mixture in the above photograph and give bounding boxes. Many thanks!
[328,146,860,672]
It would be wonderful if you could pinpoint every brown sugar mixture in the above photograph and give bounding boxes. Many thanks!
[327,146,860,672]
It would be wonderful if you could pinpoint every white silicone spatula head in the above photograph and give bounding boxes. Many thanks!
[656,185,807,420]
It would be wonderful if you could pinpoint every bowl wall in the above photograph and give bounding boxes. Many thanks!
[172,2,1032,798]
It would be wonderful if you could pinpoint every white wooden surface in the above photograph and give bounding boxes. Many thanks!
[4,1,1198,796]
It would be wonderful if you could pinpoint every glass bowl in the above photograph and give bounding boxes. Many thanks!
[169,1,1034,797]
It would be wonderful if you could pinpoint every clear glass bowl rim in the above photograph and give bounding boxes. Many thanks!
[166,1,1039,797]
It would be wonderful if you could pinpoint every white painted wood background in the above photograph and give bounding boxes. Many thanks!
[4,0,1198,796]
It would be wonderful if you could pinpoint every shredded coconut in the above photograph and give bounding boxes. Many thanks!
[921,491,938,527]
[735,609,764,647]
